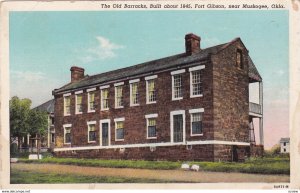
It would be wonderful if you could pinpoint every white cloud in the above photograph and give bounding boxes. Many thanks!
[79,36,124,63]
[11,71,45,82]
[10,70,60,107]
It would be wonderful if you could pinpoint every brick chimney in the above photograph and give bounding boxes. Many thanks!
[185,33,201,55]
[70,66,85,83]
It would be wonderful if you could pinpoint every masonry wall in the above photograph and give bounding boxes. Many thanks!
[211,40,250,143]
[54,144,215,161]
[54,61,215,150]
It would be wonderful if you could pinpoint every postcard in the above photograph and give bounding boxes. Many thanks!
[0,0,299,191]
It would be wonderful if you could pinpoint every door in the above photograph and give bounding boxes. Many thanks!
[101,122,109,146]
[173,114,183,142]
[232,145,238,162]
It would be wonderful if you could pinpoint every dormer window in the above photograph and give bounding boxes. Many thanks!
[236,49,243,69]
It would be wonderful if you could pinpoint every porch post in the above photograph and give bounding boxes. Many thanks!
[259,81,264,145]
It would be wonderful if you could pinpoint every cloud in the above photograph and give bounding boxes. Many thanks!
[11,70,45,82]
[202,37,221,47]
[79,36,124,63]
[10,70,61,107]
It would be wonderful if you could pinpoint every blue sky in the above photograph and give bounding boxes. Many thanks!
[9,11,289,148]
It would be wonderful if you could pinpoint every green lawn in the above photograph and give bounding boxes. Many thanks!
[17,156,290,175]
[10,169,181,184]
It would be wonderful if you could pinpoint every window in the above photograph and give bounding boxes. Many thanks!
[63,124,72,144]
[283,142,286,146]
[146,75,157,104]
[189,108,204,136]
[88,122,96,143]
[50,116,54,125]
[145,114,158,139]
[64,94,71,116]
[189,65,205,98]
[130,79,139,106]
[101,87,109,110]
[191,113,203,135]
[171,69,185,100]
[236,50,243,69]
[284,148,286,152]
[76,93,83,114]
[88,88,96,112]
[51,133,55,143]
[147,119,156,138]
[115,85,124,108]
[115,118,125,141]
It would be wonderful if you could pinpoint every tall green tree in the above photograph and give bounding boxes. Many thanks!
[9,96,32,148]
[10,96,48,151]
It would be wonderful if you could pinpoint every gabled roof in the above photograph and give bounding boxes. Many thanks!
[280,138,290,143]
[33,99,55,113]
[248,56,262,82]
[53,38,262,94]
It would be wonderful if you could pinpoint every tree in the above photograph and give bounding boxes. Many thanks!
[9,96,32,148]
[10,96,48,157]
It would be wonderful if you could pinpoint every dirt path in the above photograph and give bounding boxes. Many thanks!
[11,163,289,183]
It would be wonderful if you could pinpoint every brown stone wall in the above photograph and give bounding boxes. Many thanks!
[213,144,248,162]
[54,62,215,152]
[211,40,250,143]
[54,144,214,161]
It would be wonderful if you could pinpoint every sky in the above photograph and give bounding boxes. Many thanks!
[9,11,289,149]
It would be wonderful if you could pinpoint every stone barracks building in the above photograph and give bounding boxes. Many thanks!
[52,33,264,161]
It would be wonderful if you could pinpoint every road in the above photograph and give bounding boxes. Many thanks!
[11,163,290,183]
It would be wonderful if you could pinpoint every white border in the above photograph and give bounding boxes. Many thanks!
[171,73,183,101]
[63,95,71,116]
[54,140,250,152]
[146,78,157,104]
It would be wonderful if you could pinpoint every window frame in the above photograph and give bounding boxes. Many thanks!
[75,90,83,114]
[129,79,140,106]
[114,82,124,109]
[87,121,97,143]
[87,88,96,113]
[63,124,72,144]
[145,75,157,104]
[189,108,204,136]
[63,93,71,116]
[114,117,125,141]
[236,49,243,69]
[171,69,185,100]
[100,85,110,111]
[145,114,158,139]
[189,65,205,98]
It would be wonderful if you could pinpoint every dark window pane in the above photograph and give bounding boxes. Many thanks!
[192,122,202,134]
[173,115,183,142]
[89,131,96,141]
[116,128,124,140]
[148,126,156,138]
[102,123,109,146]
[65,133,71,143]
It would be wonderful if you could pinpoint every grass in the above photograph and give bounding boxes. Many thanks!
[192,157,290,175]
[17,156,290,175]
[18,157,181,170]
[10,169,181,183]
